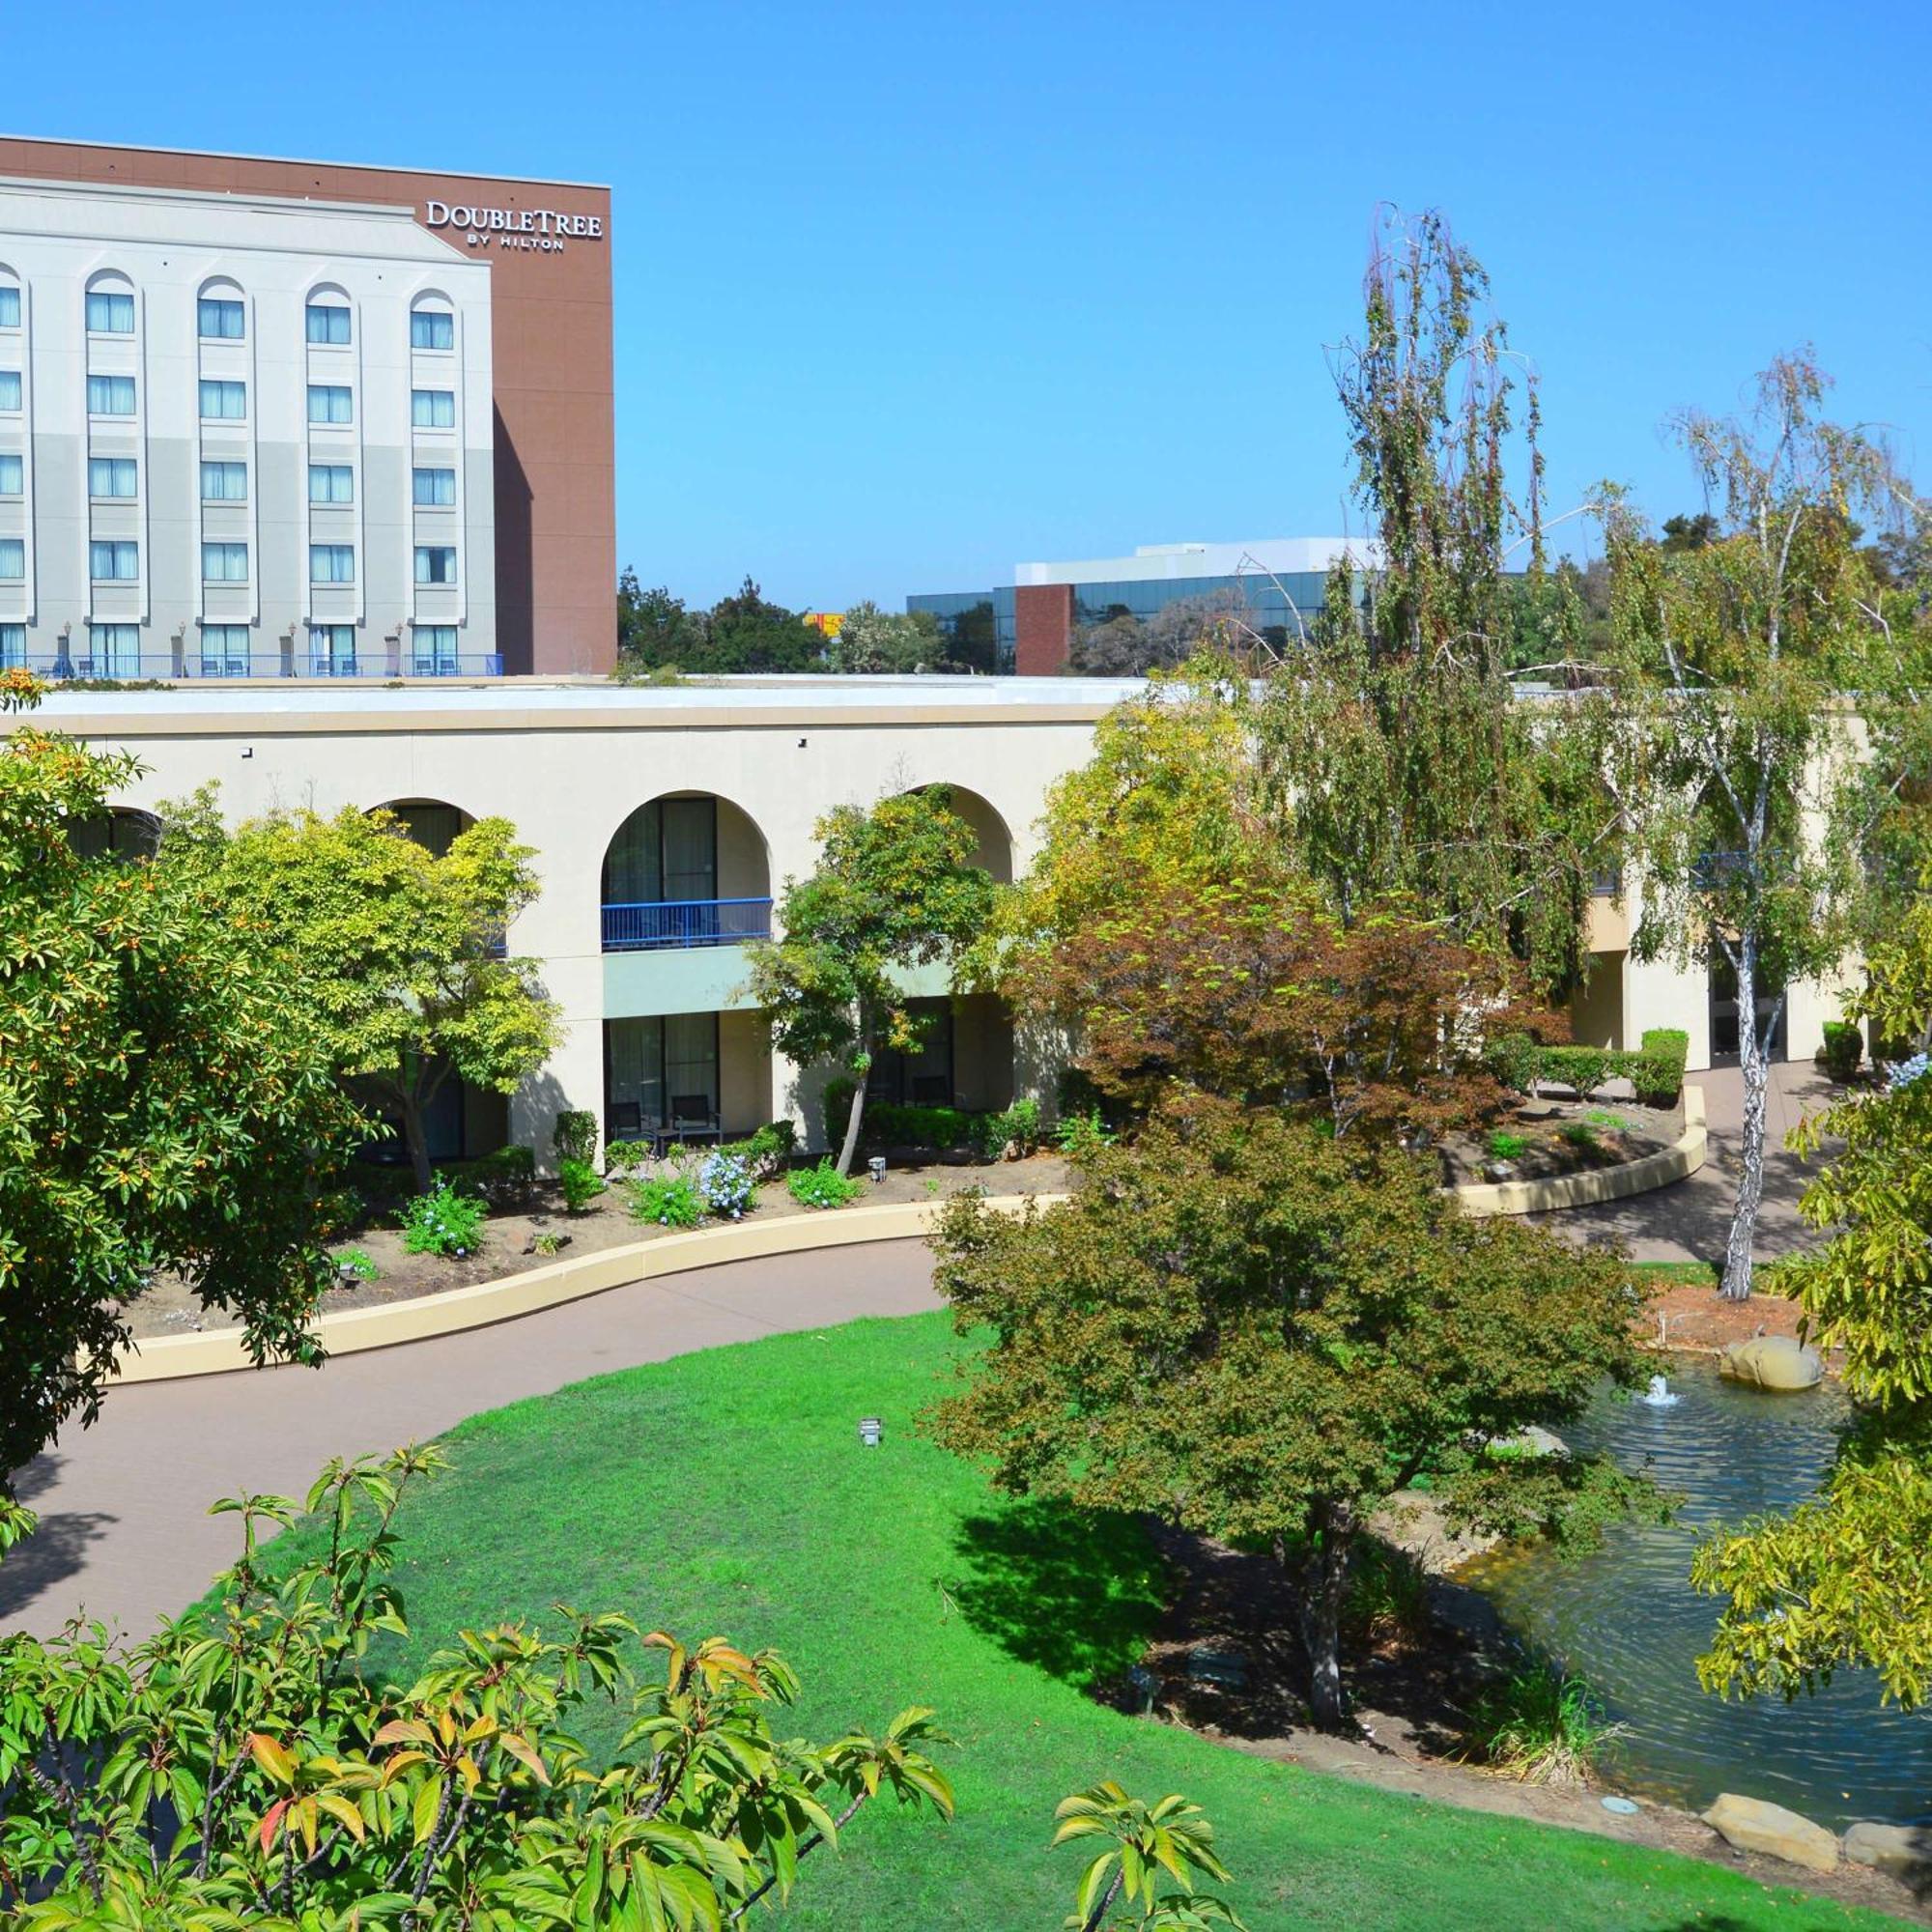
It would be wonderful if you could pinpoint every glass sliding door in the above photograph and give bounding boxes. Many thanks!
[604,1013,721,1142]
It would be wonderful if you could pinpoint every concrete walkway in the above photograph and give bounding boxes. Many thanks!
[4,1240,941,1643]
[1529,1061,1835,1264]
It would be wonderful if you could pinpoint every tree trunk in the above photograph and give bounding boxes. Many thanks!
[398,1094,435,1197]
[1290,1506,1354,1730]
[1720,937,1767,1302]
[834,1074,867,1179]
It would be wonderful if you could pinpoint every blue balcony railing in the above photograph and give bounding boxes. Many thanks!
[602,897,773,952]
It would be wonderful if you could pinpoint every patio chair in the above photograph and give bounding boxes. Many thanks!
[668,1094,722,1145]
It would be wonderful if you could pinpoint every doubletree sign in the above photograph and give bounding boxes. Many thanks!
[424,199,605,255]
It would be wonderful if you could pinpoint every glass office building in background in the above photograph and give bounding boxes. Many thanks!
[907,536,1373,675]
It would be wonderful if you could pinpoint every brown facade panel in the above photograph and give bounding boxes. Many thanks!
[1014,582,1075,676]
[0,136,616,676]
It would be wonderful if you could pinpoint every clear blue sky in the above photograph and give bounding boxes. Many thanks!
[12,0,1929,610]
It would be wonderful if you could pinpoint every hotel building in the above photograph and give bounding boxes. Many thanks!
[0,136,613,678]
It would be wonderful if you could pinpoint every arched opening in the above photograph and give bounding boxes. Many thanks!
[69,806,160,864]
[302,280,354,348]
[83,270,136,335]
[196,275,245,341]
[370,796,473,858]
[600,791,772,952]
[910,782,1013,885]
[409,290,457,353]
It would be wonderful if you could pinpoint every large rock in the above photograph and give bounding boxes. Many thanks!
[1702,1793,1839,1872]
[1844,1821,1932,1880]
[1718,1335,1825,1392]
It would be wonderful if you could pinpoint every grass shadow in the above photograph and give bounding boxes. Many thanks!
[945,1496,1167,1691]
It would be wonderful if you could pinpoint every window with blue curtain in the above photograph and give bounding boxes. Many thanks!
[0,540,23,582]
[91,457,137,497]
[308,463,354,504]
[0,624,23,666]
[202,542,248,583]
[85,290,135,333]
[304,302,352,346]
[310,624,356,673]
[87,374,135,415]
[412,625,459,673]
[411,388,455,429]
[306,384,353,424]
[310,544,355,584]
[0,288,19,327]
[199,624,250,675]
[0,454,22,496]
[198,297,245,339]
[0,371,21,411]
[410,309,455,351]
[90,539,138,582]
[199,460,246,502]
[198,379,246,420]
[413,546,458,585]
[412,466,457,506]
[89,624,140,674]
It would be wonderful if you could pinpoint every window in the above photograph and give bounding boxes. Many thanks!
[198,379,246,420]
[305,302,352,346]
[90,539,139,582]
[605,1014,721,1136]
[0,454,21,496]
[0,539,23,582]
[412,624,459,674]
[412,466,457,507]
[200,460,247,502]
[199,624,250,676]
[85,290,135,333]
[0,371,20,412]
[306,384,353,425]
[202,541,249,583]
[310,544,355,584]
[88,624,141,675]
[0,623,22,667]
[414,545,458,585]
[310,623,356,674]
[411,309,455,351]
[411,388,455,429]
[0,287,18,328]
[307,463,354,505]
[91,457,137,497]
[87,374,135,415]
[198,297,244,339]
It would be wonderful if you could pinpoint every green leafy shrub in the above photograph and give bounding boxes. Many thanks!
[1342,1540,1430,1644]
[1536,1045,1614,1097]
[552,1107,599,1168]
[557,1155,605,1213]
[869,1100,971,1150]
[1562,1122,1601,1151]
[1056,1108,1116,1159]
[1634,1028,1689,1107]
[401,1176,487,1257]
[1582,1108,1632,1130]
[604,1138,654,1176]
[1485,1033,1544,1095]
[631,1172,704,1228]
[331,1247,379,1281]
[530,1230,566,1256]
[1463,1662,1625,1784]
[1820,1018,1863,1083]
[788,1159,865,1210]
[1487,1129,1529,1160]
[968,1098,1041,1161]
[721,1118,798,1179]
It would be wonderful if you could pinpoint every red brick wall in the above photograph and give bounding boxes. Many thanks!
[1014,582,1074,675]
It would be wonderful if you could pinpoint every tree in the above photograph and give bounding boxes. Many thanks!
[1256,209,1611,998]
[0,670,361,1485]
[747,788,995,1175]
[1660,511,1721,554]
[927,1096,1653,1728]
[827,600,948,674]
[704,575,825,673]
[1692,899,1932,1707]
[182,803,562,1193]
[1595,353,1916,1298]
[615,567,708,670]
[0,1446,956,1924]
[1054,1785,1244,1930]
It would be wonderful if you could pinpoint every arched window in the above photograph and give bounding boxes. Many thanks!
[410,292,456,353]
[303,281,353,348]
[83,270,135,335]
[0,265,20,331]
[196,275,245,342]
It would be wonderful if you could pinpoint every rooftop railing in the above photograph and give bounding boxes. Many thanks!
[601,897,774,952]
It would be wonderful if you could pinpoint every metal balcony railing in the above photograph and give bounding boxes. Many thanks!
[602,897,774,952]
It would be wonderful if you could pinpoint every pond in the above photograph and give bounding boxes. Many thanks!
[1463,1356,1932,1829]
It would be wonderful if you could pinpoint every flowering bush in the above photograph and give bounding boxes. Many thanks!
[787,1159,866,1210]
[630,1172,704,1228]
[699,1150,755,1219]
[1887,1051,1931,1092]
[400,1176,487,1258]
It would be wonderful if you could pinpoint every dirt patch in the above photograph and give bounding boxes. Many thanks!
[122,1151,1070,1341]
[1438,1093,1683,1187]
[1634,1275,1831,1359]
[1105,1518,1923,1923]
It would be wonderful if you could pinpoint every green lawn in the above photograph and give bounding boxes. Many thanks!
[294,1312,1900,1930]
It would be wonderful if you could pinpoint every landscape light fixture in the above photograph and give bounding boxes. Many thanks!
[858,1416,883,1448]
[867,1155,887,1183]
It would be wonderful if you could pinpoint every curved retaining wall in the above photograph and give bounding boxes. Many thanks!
[109,1088,1704,1385]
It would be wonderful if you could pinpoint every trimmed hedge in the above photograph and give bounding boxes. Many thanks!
[349,1142,537,1215]
[1819,1019,1863,1083]
[820,1078,1041,1159]
[1488,1028,1688,1109]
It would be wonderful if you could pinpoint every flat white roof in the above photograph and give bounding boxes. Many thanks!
[1015,535,1378,587]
